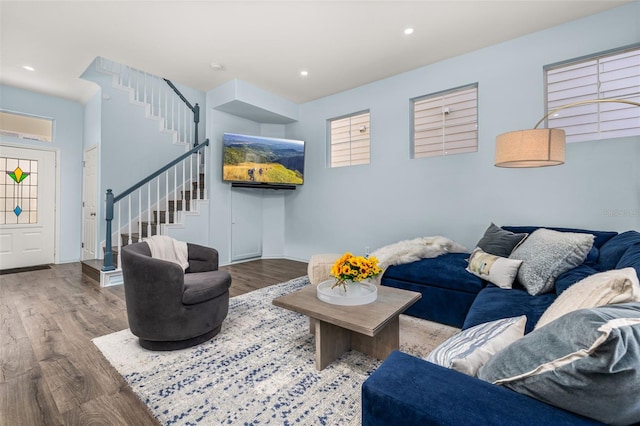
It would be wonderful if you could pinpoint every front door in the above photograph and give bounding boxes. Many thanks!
[82,146,98,260]
[0,145,56,269]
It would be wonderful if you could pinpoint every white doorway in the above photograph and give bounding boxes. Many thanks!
[0,145,56,269]
[82,146,98,260]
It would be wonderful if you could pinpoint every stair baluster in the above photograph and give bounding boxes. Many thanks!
[127,195,132,245]
[98,57,200,147]
[138,190,142,243]
[117,203,122,268]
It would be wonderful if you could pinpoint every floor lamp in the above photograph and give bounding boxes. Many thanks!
[495,99,640,168]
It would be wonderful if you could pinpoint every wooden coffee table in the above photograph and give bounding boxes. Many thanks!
[272,284,421,370]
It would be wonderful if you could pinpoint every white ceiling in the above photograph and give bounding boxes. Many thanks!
[0,1,631,105]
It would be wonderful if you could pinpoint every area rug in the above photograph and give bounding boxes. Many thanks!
[93,276,458,425]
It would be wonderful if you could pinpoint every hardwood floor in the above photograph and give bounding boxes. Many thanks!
[0,259,308,426]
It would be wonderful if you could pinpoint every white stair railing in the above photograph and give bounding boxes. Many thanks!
[103,142,208,272]
[96,57,196,146]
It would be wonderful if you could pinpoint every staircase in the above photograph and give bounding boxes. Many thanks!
[118,173,204,245]
[80,57,208,287]
[82,172,205,282]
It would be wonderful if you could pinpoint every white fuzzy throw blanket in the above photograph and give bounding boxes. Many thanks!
[370,235,467,271]
[144,235,189,271]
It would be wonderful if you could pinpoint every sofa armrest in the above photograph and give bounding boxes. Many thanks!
[362,351,602,426]
[186,243,219,272]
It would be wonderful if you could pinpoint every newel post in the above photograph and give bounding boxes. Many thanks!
[193,103,200,147]
[102,189,116,271]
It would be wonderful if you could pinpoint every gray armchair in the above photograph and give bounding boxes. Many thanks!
[121,241,232,350]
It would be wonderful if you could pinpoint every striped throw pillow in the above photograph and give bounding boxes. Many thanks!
[426,316,526,376]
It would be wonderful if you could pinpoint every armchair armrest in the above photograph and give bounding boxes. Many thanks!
[362,351,602,426]
[187,243,219,272]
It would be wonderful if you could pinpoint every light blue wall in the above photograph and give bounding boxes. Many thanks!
[205,108,290,264]
[0,84,84,263]
[84,91,101,150]
[283,3,640,261]
[3,4,637,267]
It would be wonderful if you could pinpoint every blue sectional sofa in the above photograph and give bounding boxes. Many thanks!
[365,226,640,425]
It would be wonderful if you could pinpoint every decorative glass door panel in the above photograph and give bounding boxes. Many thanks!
[1,156,38,225]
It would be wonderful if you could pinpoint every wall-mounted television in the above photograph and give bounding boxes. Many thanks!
[222,132,305,189]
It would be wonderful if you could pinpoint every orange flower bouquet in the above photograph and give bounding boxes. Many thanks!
[330,252,382,291]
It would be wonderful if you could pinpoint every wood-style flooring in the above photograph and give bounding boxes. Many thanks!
[0,259,308,426]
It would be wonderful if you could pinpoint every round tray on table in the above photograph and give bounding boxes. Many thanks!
[316,279,378,306]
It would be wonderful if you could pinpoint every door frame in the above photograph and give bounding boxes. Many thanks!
[0,142,60,265]
[82,145,98,260]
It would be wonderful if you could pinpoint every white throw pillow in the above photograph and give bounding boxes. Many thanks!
[466,247,523,289]
[535,267,640,330]
[426,315,527,376]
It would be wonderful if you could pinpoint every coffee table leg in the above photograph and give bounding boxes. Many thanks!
[309,317,316,335]
[315,319,351,370]
[351,316,399,360]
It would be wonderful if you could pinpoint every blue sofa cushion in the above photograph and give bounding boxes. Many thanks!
[463,285,556,334]
[361,351,603,426]
[503,226,617,249]
[383,253,482,293]
[554,264,601,295]
[617,243,640,278]
[383,277,479,328]
[599,230,640,271]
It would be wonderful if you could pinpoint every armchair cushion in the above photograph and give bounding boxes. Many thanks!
[182,270,232,305]
[186,243,220,272]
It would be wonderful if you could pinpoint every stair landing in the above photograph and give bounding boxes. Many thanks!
[81,259,103,282]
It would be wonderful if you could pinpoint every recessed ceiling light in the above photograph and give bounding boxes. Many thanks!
[300,70,309,77]
[404,28,414,35]
[210,63,224,71]
[22,65,35,71]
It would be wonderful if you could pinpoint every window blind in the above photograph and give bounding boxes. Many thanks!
[329,111,370,168]
[546,47,640,143]
[412,85,478,158]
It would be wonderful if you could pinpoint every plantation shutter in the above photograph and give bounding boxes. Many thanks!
[546,47,640,143]
[330,111,370,167]
[412,85,478,158]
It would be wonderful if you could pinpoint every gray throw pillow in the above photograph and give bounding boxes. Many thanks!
[477,303,640,426]
[509,228,594,295]
[476,223,528,258]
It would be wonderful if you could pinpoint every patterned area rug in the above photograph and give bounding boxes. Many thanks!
[93,276,458,425]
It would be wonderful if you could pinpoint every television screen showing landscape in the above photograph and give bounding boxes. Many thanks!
[222,133,305,185]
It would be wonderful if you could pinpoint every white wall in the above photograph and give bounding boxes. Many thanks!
[283,3,640,261]
[0,84,84,263]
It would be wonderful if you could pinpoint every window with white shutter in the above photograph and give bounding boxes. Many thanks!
[329,111,370,168]
[411,84,478,159]
[545,45,640,143]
